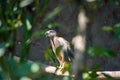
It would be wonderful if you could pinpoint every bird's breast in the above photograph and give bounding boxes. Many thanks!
[53,37,61,48]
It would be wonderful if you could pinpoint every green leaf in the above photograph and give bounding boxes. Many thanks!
[55,46,62,56]
[88,46,117,57]
[20,0,34,8]
[37,0,50,17]
[0,20,2,26]
[114,23,120,38]
[102,26,113,31]
[0,43,5,57]
[7,57,31,77]
[44,6,62,21]
[6,56,18,76]
[0,68,10,80]
[20,18,32,63]
[48,22,59,29]
[36,73,56,80]
[89,71,98,79]
[5,39,13,48]
[20,76,32,80]
[62,63,71,74]
[16,63,31,77]
[63,76,71,80]
[83,72,91,80]
[32,29,47,38]
[114,23,120,28]
[45,49,52,60]
[31,63,40,73]
[0,27,11,39]
[83,71,98,80]
[45,49,59,66]
[86,0,96,2]
[26,19,32,31]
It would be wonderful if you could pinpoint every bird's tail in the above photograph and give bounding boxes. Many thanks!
[64,49,74,62]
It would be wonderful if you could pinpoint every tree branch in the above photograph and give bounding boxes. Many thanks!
[14,56,120,79]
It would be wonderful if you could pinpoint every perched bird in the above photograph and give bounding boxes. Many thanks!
[45,30,74,68]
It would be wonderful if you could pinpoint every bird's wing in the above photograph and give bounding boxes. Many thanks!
[57,37,74,61]
[57,37,70,50]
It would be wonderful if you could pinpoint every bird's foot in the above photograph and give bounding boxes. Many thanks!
[57,65,65,71]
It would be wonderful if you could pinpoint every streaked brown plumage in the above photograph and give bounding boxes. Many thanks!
[45,30,73,68]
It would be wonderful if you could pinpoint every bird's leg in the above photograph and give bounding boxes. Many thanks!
[59,61,62,68]
[59,52,65,70]
[59,62,66,72]
[55,56,62,69]
[58,61,63,71]
[62,62,65,69]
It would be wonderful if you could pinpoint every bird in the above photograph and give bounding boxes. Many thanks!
[45,30,74,69]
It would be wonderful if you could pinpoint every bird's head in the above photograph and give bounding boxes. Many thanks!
[45,30,57,38]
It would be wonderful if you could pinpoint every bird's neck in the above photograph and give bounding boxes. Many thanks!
[50,37,54,43]
[50,37,56,53]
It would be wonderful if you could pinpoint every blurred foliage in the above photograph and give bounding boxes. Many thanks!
[20,0,34,8]
[87,45,117,79]
[0,0,64,80]
[0,0,119,80]
[102,23,120,39]
[88,45,117,57]
[83,71,98,80]
[45,49,59,66]
[44,6,62,22]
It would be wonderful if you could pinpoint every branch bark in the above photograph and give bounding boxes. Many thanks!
[96,71,120,80]
[14,56,120,79]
